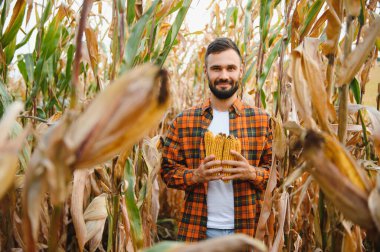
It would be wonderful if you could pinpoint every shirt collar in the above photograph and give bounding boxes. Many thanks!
[201,98,243,116]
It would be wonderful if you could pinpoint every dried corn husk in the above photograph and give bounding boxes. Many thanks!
[0,102,25,200]
[302,130,376,231]
[84,194,108,252]
[144,233,267,252]
[23,64,170,250]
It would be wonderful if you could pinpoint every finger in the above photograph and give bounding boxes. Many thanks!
[204,160,222,169]
[205,167,223,175]
[208,174,224,181]
[230,150,247,161]
[222,160,243,167]
[222,174,241,181]
[223,168,244,174]
[203,155,216,163]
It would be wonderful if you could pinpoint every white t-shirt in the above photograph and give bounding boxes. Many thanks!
[207,109,234,229]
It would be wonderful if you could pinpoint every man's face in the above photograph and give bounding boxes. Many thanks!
[205,49,243,99]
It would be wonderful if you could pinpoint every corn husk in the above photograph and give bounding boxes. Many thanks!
[302,130,376,231]
[0,102,25,200]
[23,64,170,250]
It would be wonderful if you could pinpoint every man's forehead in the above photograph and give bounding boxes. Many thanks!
[206,49,242,66]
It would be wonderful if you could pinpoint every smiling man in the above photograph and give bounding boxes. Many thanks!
[161,38,272,241]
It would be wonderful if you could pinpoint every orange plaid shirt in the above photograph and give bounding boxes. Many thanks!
[161,98,272,241]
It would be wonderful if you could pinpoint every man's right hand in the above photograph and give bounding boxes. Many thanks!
[191,155,223,184]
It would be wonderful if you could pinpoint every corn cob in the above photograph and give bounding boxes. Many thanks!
[204,131,215,157]
[222,136,241,182]
[222,136,235,181]
[213,134,225,175]
[322,133,369,193]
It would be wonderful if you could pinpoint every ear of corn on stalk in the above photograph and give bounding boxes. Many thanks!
[22,64,170,250]
[204,131,241,181]
[302,130,376,231]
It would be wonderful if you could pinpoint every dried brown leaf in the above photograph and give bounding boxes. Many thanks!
[256,156,276,241]
[171,234,267,252]
[271,117,287,159]
[336,16,380,86]
[289,38,332,132]
[272,192,289,251]
[368,173,380,233]
[71,169,90,251]
[84,194,108,250]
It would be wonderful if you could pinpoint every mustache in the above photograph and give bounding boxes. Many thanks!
[214,79,234,85]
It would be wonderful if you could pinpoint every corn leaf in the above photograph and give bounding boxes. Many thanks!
[258,39,281,90]
[0,80,12,117]
[124,158,144,251]
[336,16,380,86]
[0,0,26,48]
[260,0,274,43]
[225,6,238,29]
[155,0,192,67]
[349,78,361,104]
[127,0,136,26]
[299,0,324,40]
[124,0,160,69]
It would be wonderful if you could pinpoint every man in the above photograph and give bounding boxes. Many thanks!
[161,38,272,241]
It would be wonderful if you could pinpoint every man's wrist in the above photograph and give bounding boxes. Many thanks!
[192,169,199,183]
[250,166,257,181]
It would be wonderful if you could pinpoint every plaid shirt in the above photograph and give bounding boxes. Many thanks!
[161,98,272,242]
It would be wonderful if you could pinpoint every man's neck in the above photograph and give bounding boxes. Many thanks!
[210,94,237,112]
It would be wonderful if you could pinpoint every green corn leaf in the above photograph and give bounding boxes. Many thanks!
[242,58,256,85]
[155,0,192,67]
[258,39,282,90]
[23,53,34,84]
[349,77,361,104]
[144,241,183,252]
[0,0,26,48]
[244,0,253,48]
[299,0,324,40]
[16,26,36,49]
[40,0,52,26]
[358,0,365,26]
[4,37,16,64]
[226,6,238,28]
[124,158,144,251]
[0,0,11,34]
[17,56,28,83]
[0,80,13,117]
[127,0,136,26]
[260,0,274,43]
[124,0,160,69]
[260,89,267,109]
[40,21,62,60]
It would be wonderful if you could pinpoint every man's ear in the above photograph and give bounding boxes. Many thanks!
[239,63,244,79]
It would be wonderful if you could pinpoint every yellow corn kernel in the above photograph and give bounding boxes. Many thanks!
[204,131,214,157]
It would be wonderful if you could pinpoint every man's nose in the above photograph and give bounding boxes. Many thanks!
[219,69,229,79]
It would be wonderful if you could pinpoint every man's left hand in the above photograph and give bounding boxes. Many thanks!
[221,150,257,181]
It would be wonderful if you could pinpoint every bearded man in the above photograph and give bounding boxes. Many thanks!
[161,37,272,241]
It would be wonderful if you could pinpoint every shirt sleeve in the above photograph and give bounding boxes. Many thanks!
[160,116,197,191]
[251,115,273,191]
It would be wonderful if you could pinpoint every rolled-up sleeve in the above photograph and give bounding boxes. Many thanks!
[251,116,273,191]
[161,117,197,191]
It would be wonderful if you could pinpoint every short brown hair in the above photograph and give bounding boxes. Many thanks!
[205,38,242,63]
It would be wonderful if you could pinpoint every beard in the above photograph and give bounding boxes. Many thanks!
[208,78,239,99]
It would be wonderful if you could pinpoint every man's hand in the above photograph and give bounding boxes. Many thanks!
[221,150,257,181]
[192,155,223,184]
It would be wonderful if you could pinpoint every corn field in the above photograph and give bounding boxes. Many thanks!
[0,0,380,251]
